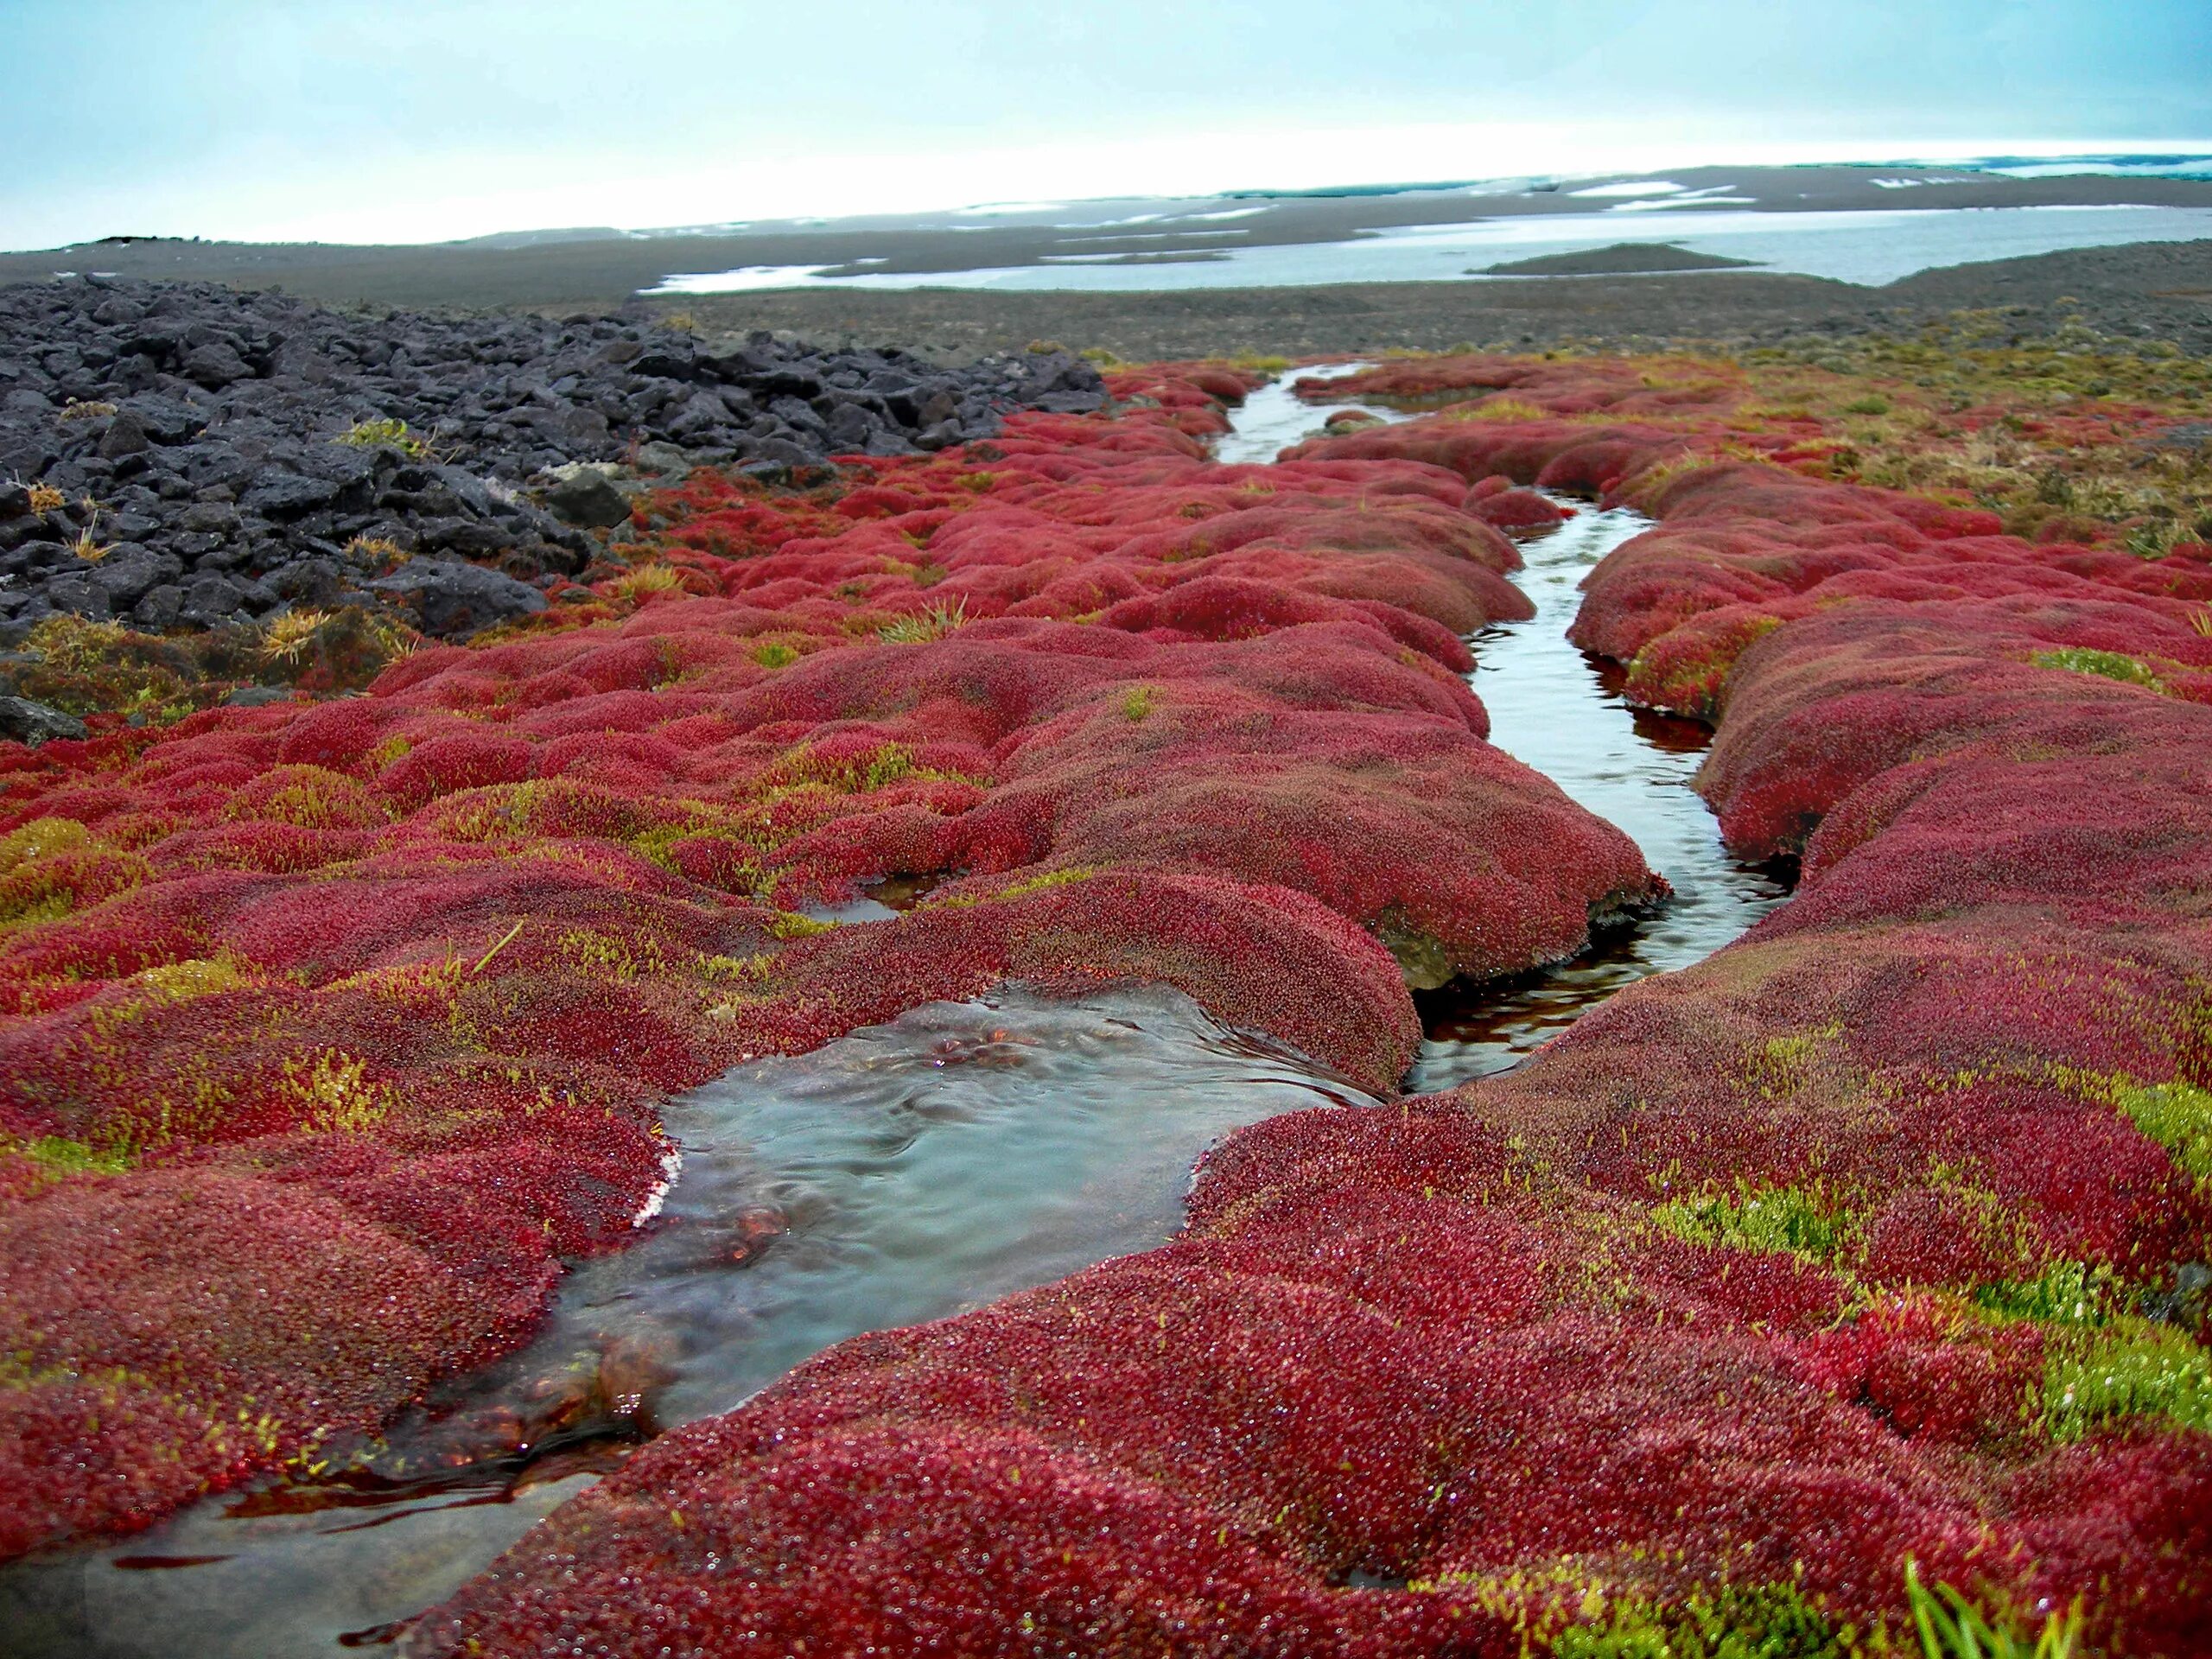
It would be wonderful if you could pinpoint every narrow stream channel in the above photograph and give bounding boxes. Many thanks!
[3,368,1787,1657]
[1408,496,1791,1090]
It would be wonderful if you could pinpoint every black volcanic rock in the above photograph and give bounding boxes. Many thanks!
[0,276,1106,641]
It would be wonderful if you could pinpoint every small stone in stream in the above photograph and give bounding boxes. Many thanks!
[543,467,632,529]
[0,694,87,745]
[369,557,547,638]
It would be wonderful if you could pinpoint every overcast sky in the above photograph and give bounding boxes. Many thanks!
[3,0,2208,249]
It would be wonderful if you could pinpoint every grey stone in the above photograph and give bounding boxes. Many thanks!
[269,556,346,607]
[42,574,111,619]
[241,470,339,518]
[83,545,181,606]
[543,467,630,529]
[177,569,247,626]
[132,582,183,631]
[181,340,251,389]
[0,696,86,746]
[180,501,241,534]
[369,556,546,638]
[97,412,150,459]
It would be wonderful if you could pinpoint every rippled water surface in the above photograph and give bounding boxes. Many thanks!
[3,988,1374,1656]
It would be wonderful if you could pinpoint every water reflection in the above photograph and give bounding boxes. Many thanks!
[1406,499,1790,1091]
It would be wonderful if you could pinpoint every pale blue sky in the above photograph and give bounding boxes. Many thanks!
[3,0,2208,247]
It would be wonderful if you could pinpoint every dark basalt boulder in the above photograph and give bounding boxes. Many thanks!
[369,557,547,638]
[0,694,87,745]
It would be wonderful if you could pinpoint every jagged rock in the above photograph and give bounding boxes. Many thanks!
[369,557,546,638]
[543,467,631,529]
[0,694,86,745]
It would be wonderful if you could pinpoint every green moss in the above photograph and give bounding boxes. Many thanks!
[927,865,1100,911]
[336,417,430,458]
[2111,1079,2212,1186]
[2042,1317,2212,1441]
[1649,1179,1862,1262]
[2029,647,2165,692]
[766,912,836,939]
[1972,1257,2114,1326]
[6,1135,131,1184]
[1743,1022,1841,1098]
[1550,1580,1855,1659]
[1840,395,1891,416]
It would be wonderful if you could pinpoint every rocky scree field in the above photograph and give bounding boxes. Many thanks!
[0,314,2208,1656]
[0,277,1102,734]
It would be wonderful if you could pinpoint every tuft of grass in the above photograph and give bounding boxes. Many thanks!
[261,608,333,664]
[56,399,119,423]
[1841,395,1892,416]
[608,563,690,603]
[283,1050,393,1135]
[2029,647,2165,692]
[343,534,410,569]
[337,417,431,458]
[1905,1563,2079,1659]
[876,599,967,644]
[751,641,800,669]
[67,502,111,562]
[25,480,67,514]
[1121,684,1156,721]
[2125,518,2186,560]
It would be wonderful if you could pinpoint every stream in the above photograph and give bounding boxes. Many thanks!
[2,367,1788,1656]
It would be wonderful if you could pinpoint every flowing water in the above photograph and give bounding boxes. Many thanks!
[1211,360,1413,463]
[3,369,1789,1656]
[1407,499,1791,1090]
[3,988,1376,1656]
[1212,371,1789,1088]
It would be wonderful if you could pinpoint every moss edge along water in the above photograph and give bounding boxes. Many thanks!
[0,331,2208,1654]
